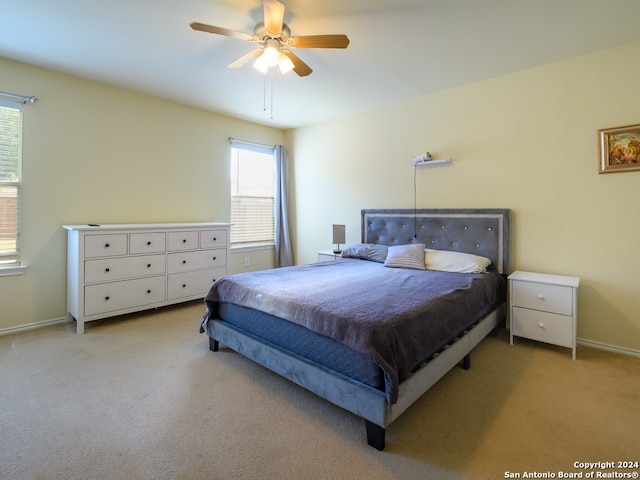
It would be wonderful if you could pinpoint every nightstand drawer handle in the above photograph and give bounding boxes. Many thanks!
[538,323,545,329]
[537,294,545,300]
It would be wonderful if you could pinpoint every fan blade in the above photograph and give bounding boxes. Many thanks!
[282,50,312,77]
[263,0,285,35]
[190,22,253,41]
[228,49,263,69]
[290,34,350,49]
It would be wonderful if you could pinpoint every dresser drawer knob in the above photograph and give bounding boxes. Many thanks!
[105,268,110,272]
[538,323,545,329]
[182,260,186,264]
[147,241,151,246]
[213,237,217,241]
[105,296,110,301]
[182,239,187,243]
[537,294,545,300]
[212,256,217,261]
[147,264,151,268]
[182,284,186,288]
[146,289,151,294]
[105,243,110,248]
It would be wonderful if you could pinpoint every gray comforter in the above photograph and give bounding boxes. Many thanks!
[202,258,506,403]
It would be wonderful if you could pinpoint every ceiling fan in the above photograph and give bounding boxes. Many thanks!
[190,0,349,77]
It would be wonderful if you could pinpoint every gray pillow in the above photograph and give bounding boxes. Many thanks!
[341,243,389,263]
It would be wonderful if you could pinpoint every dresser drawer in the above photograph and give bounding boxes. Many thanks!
[167,231,199,251]
[167,267,226,300]
[84,234,128,258]
[200,229,227,249]
[511,280,573,316]
[512,307,573,348]
[167,249,227,273]
[130,232,166,254]
[84,276,166,316]
[85,254,166,283]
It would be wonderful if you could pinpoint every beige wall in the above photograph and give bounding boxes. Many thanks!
[290,42,640,354]
[0,57,283,331]
[3,40,639,354]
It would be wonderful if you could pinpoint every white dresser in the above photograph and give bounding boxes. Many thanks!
[508,270,580,359]
[63,222,230,334]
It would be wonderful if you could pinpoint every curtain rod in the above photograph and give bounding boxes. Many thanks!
[228,137,274,150]
[0,90,39,104]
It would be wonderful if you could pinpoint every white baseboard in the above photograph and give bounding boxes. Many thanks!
[0,316,70,337]
[506,322,640,358]
[577,338,640,358]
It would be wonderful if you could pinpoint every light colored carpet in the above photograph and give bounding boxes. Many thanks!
[1,302,639,480]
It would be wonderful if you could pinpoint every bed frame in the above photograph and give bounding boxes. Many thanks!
[207,208,510,450]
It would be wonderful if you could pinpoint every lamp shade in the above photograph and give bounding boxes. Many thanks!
[332,224,346,245]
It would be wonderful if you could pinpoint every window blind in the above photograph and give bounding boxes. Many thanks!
[0,100,22,265]
[230,196,275,245]
[230,142,275,246]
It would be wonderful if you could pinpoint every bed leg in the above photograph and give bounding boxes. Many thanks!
[462,353,471,370]
[209,337,219,352]
[365,420,386,451]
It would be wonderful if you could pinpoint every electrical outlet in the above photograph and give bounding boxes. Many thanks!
[244,257,250,267]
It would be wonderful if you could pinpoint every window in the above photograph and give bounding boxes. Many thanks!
[0,99,22,268]
[230,143,275,246]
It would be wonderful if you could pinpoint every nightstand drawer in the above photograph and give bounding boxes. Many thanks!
[511,281,573,316]
[512,307,573,348]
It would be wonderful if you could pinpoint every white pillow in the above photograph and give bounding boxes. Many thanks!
[383,244,426,270]
[424,249,491,273]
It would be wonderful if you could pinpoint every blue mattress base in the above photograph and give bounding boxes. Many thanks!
[218,302,385,391]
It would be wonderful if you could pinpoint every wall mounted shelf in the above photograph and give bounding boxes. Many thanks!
[412,158,452,167]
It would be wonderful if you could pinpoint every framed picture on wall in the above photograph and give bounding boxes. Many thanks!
[599,124,640,174]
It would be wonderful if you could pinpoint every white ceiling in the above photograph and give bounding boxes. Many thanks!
[2,0,640,129]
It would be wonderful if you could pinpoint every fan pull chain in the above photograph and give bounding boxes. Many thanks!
[262,75,267,112]
[260,72,276,120]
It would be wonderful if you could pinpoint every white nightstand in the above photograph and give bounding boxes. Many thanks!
[318,250,342,262]
[508,270,580,359]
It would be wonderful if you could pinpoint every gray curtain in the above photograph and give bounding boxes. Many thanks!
[274,145,293,267]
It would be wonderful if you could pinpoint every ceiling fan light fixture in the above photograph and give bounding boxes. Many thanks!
[263,39,280,66]
[253,54,269,73]
[277,52,295,75]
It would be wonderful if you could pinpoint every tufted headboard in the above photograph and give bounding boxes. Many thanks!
[361,209,511,274]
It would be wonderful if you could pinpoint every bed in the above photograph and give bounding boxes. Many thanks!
[201,208,510,450]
